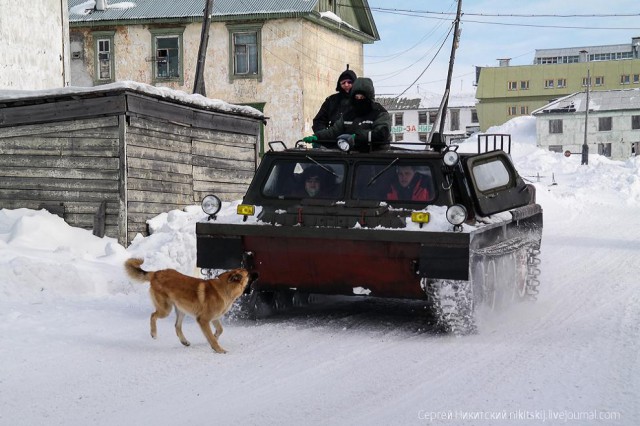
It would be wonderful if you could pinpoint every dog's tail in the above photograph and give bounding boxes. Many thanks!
[124,258,152,283]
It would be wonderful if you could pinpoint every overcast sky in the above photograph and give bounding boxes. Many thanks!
[364,0,640,98]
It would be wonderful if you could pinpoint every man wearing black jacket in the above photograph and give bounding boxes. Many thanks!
[312,69,357,132]
[306,77,391,152]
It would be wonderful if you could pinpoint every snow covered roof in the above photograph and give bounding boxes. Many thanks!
[532,88,640,115]
[377,97,421,111]
[378,93,477,112]
[0,81,265,120]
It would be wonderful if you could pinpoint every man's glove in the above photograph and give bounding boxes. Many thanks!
[337,134,356,151]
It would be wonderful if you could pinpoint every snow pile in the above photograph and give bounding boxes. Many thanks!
[0,81,264,119]
[0,208,129,300]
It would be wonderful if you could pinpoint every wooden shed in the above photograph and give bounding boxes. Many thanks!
[0,82,264,246]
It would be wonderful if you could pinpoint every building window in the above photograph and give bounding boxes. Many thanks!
[520,105,529,115]
[548,145,563,153]
[471,109,478,123]
[549,119,563,134]
[595,76,605,86]
[228,23,263,81]
[508,106,517,116]
[508,81,517,91]
[598,117,612,131]
[537,56,579,64]
[632,115,640,130]
[93,31,115,84]
[418,111,428,125]
[557,78,566,88]
[394,133,403,142]
[419,133,428,142]
[150,28,184,84]
[634,74,640,84]
[582,77,591,87]
[598,143,612,157]
[544,79,554,89]
[394,113,404,126]
[621,75,631,85]
[428,111,438,125]
[520,80,529,90]
[450,109,459,131]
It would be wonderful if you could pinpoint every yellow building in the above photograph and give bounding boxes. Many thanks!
[475,38,640,131]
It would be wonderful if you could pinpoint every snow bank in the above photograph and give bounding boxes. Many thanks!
[0,81,264,119]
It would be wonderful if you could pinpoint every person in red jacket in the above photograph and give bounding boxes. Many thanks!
[386,165,431,202]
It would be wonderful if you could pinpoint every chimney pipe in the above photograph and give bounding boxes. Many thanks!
[96,0,108,11]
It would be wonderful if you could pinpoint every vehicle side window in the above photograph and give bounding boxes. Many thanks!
[262,162,295,198]
[353,162,435,203]
[471,158,511,192]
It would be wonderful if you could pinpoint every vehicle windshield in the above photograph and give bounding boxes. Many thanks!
[262,160,346,199]
[353,161,436,204]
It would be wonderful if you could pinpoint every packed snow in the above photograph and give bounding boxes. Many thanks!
[1,116,638,425]
[0,81,265,120]
[70,1,139,15]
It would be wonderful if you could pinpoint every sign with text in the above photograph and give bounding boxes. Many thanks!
[391,124,432,134]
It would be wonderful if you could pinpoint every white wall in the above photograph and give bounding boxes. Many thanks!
[0,0,70,90]
[390,106,478,143]
[536,111,640,159]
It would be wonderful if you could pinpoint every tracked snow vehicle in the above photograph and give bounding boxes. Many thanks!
[195,135,542,334]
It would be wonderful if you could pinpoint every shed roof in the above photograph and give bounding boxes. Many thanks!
[0,81,265,120]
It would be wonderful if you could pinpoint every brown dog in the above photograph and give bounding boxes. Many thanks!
[124,258,250,353]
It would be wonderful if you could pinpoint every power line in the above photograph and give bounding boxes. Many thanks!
[394,23,454,99]
[366,6,640,19]
[367,27,451,81]
[366,19,447,63]
[461,19,640,30]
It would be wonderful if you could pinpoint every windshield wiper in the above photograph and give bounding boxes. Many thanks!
[367,158,399,186]
[305,155,339,177]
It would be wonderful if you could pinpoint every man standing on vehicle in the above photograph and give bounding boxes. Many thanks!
[312,68,357,132]
[304,77,391,152]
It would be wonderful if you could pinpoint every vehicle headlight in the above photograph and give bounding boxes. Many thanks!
[201,195,222,216]
[443,150,460,166]
[337,138,352,152]
[446,204,467,226]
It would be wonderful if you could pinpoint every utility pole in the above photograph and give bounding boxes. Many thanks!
[193,0,214,96]
[580,50,590,165]
[435,0,463,147]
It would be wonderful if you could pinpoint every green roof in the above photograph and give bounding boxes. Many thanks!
[68,0,379,41]
[69,0,315,22]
